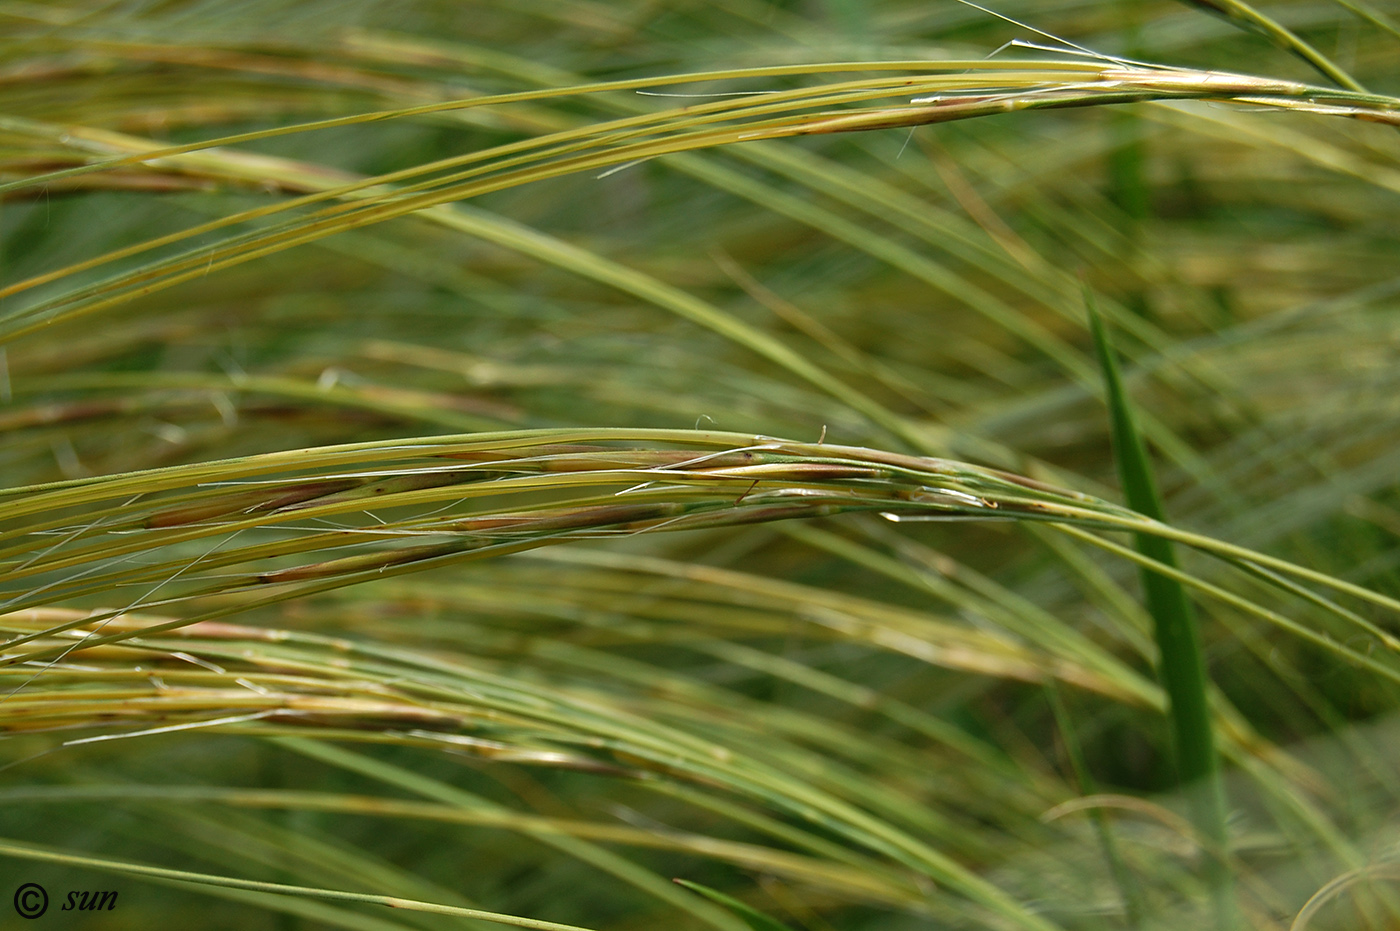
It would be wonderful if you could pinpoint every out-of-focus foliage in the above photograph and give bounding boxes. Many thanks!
[2,1,1399,929]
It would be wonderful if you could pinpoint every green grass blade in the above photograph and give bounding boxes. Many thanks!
[0,837,601,931]
[672,880,798,931]
[1086,287,1233,925]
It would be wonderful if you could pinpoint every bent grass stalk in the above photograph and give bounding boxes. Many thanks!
[4,430,1397,658]
[1,65,1396,344]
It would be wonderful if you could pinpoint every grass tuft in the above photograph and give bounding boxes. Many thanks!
[4,2,1400,928]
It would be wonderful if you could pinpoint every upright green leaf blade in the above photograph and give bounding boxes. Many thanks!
[1087,287,1233,925]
